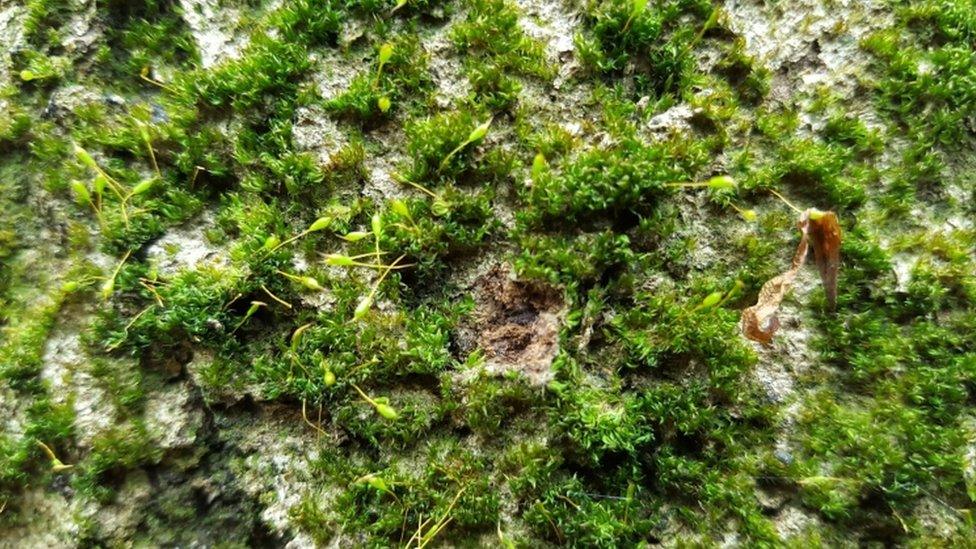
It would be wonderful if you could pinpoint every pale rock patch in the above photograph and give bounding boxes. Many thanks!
[145,212,228,277]
[0,5,26,85]
[145,381,205,452]
[179,0,248,68]
[40,324,119,449]
[0,487,78,547]
[61,0,102,54]
[424,24,470,109]
[85,471,154,543]
[292,104,349,167]
[774,504,824,540]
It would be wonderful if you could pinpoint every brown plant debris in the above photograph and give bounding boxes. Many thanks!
[741,209,842,345]
[461,264,565,385]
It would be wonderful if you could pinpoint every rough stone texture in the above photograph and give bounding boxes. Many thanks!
[425,23,471,110]
[461,264,565,385]
[86,471,154,543]
[145,212,228,277]
[751,280,820,405]
[723,0,891,103]
[774,503,824,540]
[60,0,102,56]
[223,406,322,541]
[312,49,361,103]
[145,381,205,452]
[40,316,120,449]
[178,0,248,68]
[0,487,78,548]
[964,417,976,503]
[292,105,349,168]
[0,5,26,84]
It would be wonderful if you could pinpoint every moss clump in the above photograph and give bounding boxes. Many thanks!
[270,0,344,47]
[863,1,976,149]
[72,421,163,503]
[452,0,554,110]
[401,109,496,182]
[521,135,706,226]
[325,35,434,124]
[576,0,715,97]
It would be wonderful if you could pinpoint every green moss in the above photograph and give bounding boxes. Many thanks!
[0,396,75,521]
[182,36,311,111]
[271,0,344,47]
[299,439,501,546]
[821,112,884,156]
[14,50,70,85]
[520,135,706,226]
[23,0,74,47]
[72,420,163,502]
[713,37,771,104]
[577,0,715,97]
[755,138,869,211]
[381,188,499,279]
[451,0,554,109]
[402,109,495,182]
[325,35,433,124]
[863,1,976,148]
[3,0,976,543]
[94,0,199,87]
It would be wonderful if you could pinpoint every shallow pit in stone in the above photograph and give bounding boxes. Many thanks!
[461,264,565,385]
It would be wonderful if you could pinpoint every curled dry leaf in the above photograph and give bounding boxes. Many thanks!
[808,210,842,310]
[741,209,842,345]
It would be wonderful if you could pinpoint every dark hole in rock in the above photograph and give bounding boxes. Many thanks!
[459,263,565,385]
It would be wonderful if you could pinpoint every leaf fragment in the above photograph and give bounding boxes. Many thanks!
[807,210,842,311]
[741,208,842,345]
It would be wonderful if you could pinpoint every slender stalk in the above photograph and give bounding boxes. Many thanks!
[139,68,178,94]
[262,284,294,309]
[269,229,312,253]
[365,254,405,301]
[351,383,379,408]
[769,188,803,213]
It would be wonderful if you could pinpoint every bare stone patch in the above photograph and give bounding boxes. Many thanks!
[178,0,248,68]
[226,405,324,543]
[645,103,697,138]
[145,381,205,453]
[750,290,819,406]
[514,0,578,63]
[145,212,228,278]
[773,503,824,540]
[311,49,361,103]
[85,470,153,543]
[723,0,891,103]
[0,487,78,547]
[461,264,565,385]
[40,316,121,449]
[61,0,102,55]
[424,24,470,109]
[0,5,27,85]
[291,104,349,167]
[963,417,976,505]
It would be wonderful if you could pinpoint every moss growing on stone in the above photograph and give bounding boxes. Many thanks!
[2,0,975,544]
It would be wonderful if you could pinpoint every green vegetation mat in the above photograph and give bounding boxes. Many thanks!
[1,0,974,545]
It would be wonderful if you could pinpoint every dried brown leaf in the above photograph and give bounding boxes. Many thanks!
[808,211,842,311]
[740,209,842,345]
[741,217,810,345]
